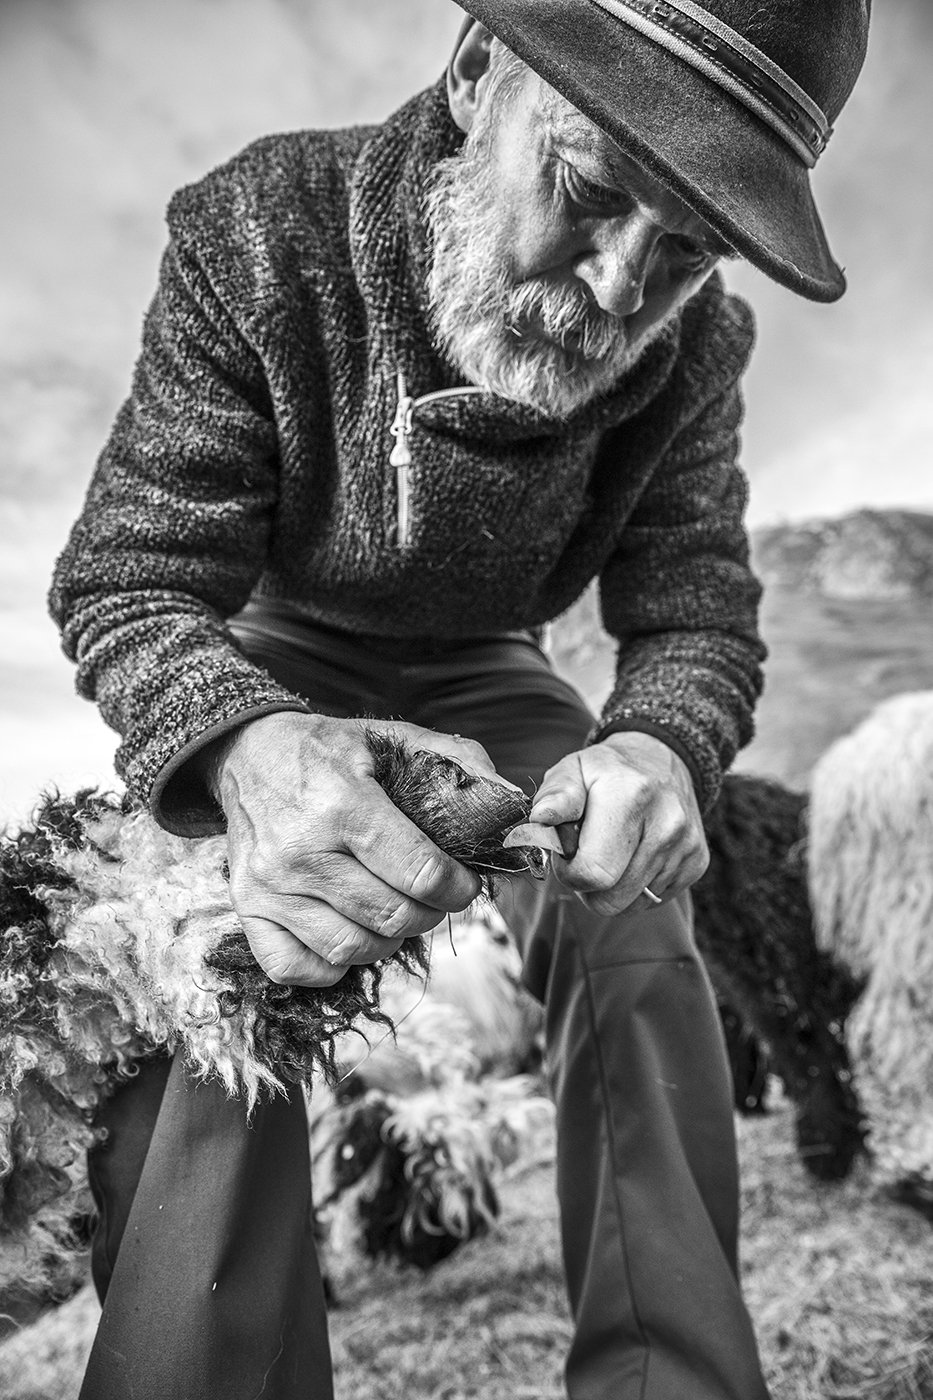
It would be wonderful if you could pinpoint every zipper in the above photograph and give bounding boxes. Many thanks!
[388,371,486,549]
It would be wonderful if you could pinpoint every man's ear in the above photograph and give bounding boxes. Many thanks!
[447,19,495,134]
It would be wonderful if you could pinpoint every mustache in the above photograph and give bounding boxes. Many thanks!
[504,278,627,361]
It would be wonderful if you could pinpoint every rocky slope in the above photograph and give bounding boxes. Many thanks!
[549,508,933,789]
[752,509,933,600]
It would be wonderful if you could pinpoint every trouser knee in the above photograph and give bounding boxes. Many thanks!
[499,873,699,1005]
[87,1054,173,1304]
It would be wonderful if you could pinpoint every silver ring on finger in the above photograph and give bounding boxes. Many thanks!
[642,885,663,906]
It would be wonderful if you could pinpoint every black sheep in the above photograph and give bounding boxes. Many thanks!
[695,774,866,1181]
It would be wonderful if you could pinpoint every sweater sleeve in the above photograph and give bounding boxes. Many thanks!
[591,316,766,813]
[48,237,311,837]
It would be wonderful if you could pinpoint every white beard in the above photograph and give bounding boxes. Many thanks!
[425,131,647,419]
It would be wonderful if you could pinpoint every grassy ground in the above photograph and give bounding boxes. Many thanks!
[2,1099,932,1400]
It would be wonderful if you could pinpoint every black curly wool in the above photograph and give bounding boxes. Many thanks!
[358,1133,497,1271]
[0,793,134,1265]
[205,729,533,1086]
[717,999,770,1115]
[695,774,867,1181]
[330,1094,497,1270]
[0,791,126,1049]
[210,938,432,1088]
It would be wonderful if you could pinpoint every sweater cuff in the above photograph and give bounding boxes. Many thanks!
[151,701,311,837]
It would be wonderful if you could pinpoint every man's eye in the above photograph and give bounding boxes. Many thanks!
[563,165,627,214]
[665,234,717,272]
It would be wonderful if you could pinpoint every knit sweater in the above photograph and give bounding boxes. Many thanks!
[50,79,765,836]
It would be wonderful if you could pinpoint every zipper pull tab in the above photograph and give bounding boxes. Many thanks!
[389,371,414,548]
[389,372,413,468]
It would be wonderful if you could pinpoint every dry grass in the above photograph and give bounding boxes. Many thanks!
[738,1101,933,1400]
[0,1283,98,1400]
[1,1098,932,1400]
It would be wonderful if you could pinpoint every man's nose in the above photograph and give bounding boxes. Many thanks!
[573,211,660,318]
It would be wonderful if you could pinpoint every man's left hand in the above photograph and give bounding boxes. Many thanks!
[528,731,709,916]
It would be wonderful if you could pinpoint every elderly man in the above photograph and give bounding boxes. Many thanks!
[51,2,869,1398]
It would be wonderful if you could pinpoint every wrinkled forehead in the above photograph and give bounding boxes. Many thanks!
[520,64,651,187]
[519,63,717,230]
[542,91,610,156]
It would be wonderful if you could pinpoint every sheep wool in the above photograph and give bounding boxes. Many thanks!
[0,737,537,1297]
[0,796,285,1297]
[691,772,865,1181]
[310,952,551,1277]
[808,691,933,1190]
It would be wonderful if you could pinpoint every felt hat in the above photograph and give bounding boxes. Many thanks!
[452,0,871,301]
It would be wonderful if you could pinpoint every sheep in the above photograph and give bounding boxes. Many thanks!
[715,998,770,1116]
[306,906,550,1277]
[807,691,933,1212]
[691,773,867,1181]
[10,711,919,1301]
[0,732,539,1299]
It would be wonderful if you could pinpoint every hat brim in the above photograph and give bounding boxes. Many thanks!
[454,0,846,302]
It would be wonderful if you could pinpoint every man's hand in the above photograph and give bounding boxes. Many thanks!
[211,713,496,987]
[528,731,709,916]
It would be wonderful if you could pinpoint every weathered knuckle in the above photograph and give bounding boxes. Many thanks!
[243,845,283,887]
[659,817,691,853]
[302,849,349,887]
[655,798,703,850]
[400,847,450,903]
[262,962,292,986]
[625,774,653,807]
[281,952,345,988]
[320,930,362,968]
[309,784,358,836]
[317,962,348,987]
[276,831,315,867]
[373,896,417,939]
[687,845,710,881]
[588,862,619,891]
[261,949,316,986]
[562,854,617,892]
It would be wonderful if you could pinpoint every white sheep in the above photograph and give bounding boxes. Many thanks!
[0,774,546,1299]
[808,690,933,1200]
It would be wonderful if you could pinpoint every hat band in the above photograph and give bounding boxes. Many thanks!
[586,0,832,166]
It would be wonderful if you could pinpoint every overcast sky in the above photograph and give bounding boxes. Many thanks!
[1,0,931,820]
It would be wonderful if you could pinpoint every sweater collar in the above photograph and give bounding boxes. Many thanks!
[348,78,682,440]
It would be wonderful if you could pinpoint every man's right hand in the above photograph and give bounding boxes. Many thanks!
[210,712,490,987]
